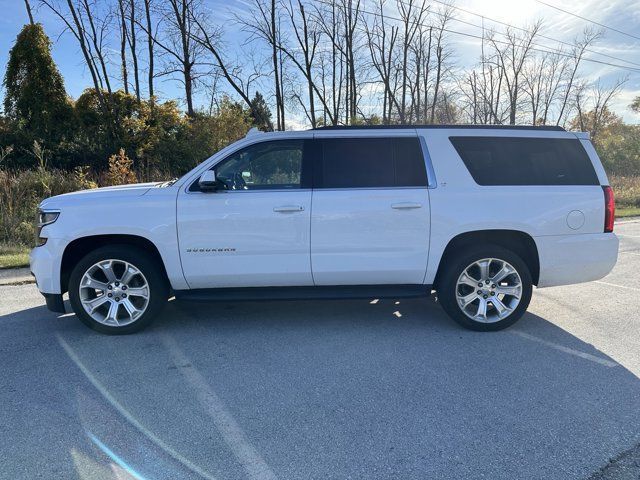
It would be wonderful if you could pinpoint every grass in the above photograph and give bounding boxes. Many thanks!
[0,244,30,269]
[616,207,640,219]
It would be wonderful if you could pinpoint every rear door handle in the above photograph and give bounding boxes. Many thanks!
[273,205,305,213]
[391,202,422,210]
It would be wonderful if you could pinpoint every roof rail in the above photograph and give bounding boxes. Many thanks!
[572,131,591,140]
[313,124,566,132]
[245,127,262,137]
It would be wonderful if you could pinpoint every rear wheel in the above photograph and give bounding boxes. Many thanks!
[68,245,168,334]
[437,245,533,331]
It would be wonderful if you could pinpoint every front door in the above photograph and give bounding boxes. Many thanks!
[311,135,431,285]
[177,139,313,289]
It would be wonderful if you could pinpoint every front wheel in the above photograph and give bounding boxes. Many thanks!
[68,245,169,334]
[437,245,533,331]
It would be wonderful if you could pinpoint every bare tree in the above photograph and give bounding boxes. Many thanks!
[79,0,113,95]
[140,0,203,116]
[396,0,428,123]
[365,0,399,123]
[117,0,129,94]
[339,0,363,123]
[429,7,453,124]
[190,14,270,127]
[573,78,627,138]
[143,0,155,98]
[486,21,542,125]
[39,0,110,110]
[313,0,344,125]
[412,22,432,123]
[280,0,322,127]
[237,0,286,129]
[555,27,601,126]
[24,0,35,24]
[128,0,141,101]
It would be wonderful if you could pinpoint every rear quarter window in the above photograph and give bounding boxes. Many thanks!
[449,136,599,186]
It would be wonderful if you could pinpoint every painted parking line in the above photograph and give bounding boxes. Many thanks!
[56,335,217,480]
[511,330,619,368]
[619,251,640,256]
[595,280,640,292]
[162,334,278,480]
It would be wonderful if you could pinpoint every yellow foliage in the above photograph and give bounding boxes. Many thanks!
[105,148,137,186]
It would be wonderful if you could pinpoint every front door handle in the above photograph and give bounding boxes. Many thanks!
[274,205,305,213]
[391,202,422,210]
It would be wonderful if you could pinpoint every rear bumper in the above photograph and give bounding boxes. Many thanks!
[535,232,619,288]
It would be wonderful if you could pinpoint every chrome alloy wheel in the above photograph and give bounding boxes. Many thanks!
[455,258,523,323]
[79,259,150,327]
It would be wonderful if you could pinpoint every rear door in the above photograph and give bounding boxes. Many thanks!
[310,133,431,285]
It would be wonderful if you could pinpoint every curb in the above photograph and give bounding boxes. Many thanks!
[0,267,34,286]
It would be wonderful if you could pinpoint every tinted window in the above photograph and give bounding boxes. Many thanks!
[394,137,429,187]
[450,136,598,186]
[191,140,305,191]
[318,137,427,188]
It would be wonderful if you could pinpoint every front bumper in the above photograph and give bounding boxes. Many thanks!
[29,238,66,294]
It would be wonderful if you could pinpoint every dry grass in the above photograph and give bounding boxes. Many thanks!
[0,244,30,269]
[0,168,95,247]
[610,176,640,209]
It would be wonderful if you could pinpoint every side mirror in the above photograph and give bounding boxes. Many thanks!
[199,170,218,192]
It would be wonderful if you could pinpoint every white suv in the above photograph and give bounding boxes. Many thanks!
[30,125,619,334]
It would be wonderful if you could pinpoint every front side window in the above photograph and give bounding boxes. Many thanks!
[193,140,305,191]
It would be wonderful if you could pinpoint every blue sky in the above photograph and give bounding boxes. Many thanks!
[0,0,638,125]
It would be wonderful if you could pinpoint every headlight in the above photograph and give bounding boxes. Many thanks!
[35,209,60,247]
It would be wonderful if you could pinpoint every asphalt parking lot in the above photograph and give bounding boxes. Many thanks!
[1,221,639,480]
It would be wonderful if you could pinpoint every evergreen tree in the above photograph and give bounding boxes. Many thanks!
[249,92,274,131]
[3,24,72,146]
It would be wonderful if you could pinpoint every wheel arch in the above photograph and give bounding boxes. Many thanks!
[60,234,169,294]
[433,229,540,288]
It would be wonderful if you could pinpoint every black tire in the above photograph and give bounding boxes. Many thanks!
[68,245,169,334]
[436,244,533,331]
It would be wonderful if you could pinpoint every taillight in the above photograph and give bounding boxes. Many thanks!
[603,186,615,233]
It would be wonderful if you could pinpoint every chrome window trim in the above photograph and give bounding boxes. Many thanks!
[185,186,429,195]
[180,135,313,194]
[418,134,438,189]
[186,188,312,195]
[183,133,436,194]
[311,186,429,192]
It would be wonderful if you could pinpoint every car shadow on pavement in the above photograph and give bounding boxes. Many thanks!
[1,295,640,480]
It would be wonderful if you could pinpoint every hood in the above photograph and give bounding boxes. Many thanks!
[40,182,161,209]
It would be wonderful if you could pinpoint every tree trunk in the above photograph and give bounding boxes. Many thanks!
[129,0,141,102]
[271,0,283,130]
[118,0,129,94]
[24,0,34,24]
[144,0,154,98]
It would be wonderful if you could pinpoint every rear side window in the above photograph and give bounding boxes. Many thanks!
[318,137,427,188]
[449,136,599,186]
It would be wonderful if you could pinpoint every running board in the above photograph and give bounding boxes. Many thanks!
[174,285,432,302]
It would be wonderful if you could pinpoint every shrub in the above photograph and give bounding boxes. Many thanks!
[0,168,90,246]
[105,149,137,186]
[610,176,640,208]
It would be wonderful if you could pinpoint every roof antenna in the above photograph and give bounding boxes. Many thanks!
[245,127,261,137]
